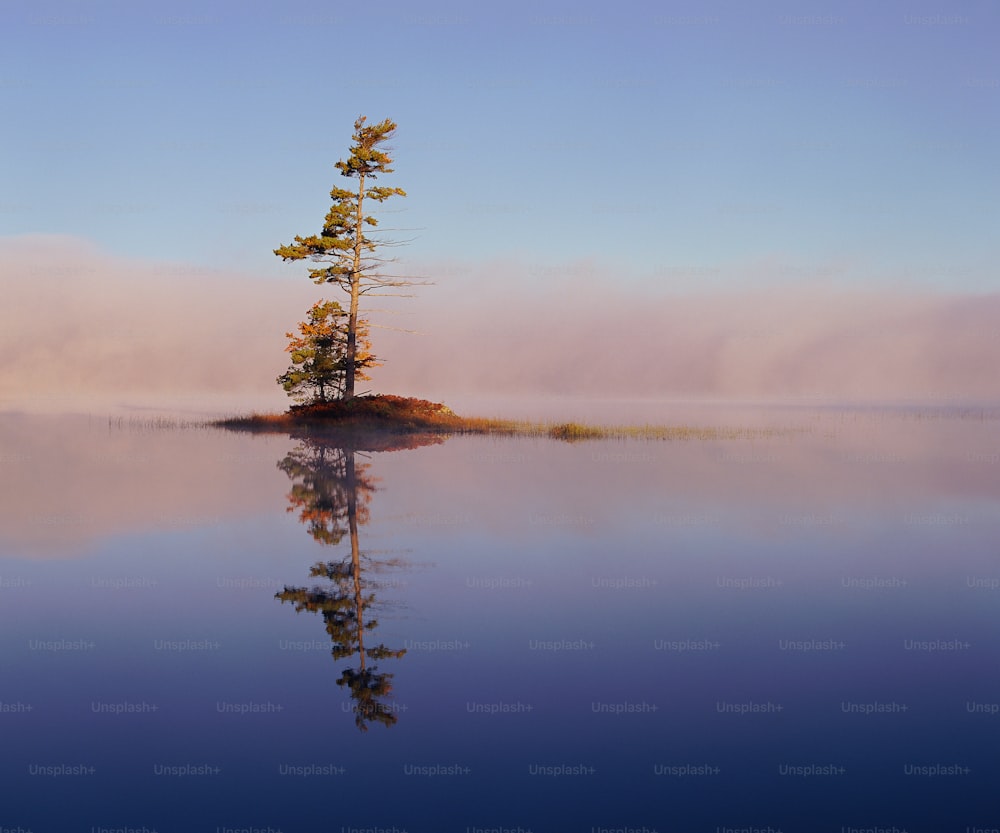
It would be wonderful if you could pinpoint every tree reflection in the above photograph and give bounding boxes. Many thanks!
[275,435,434,730]
[277,443,372,547]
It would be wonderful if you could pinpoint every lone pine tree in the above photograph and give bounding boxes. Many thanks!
[275,116,410,401]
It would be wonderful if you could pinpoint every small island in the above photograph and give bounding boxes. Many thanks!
[215,116,775,445]
[214,393,774,442]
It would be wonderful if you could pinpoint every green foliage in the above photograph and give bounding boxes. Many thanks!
[277,300,379,404]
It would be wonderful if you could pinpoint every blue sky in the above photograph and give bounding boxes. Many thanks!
[2,0,998,291]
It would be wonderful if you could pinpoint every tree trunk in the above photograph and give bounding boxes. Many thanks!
[345,173,366,400]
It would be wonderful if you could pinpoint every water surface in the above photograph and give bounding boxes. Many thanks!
[1,406,998,831]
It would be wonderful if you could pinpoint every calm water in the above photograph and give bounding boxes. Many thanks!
[1,405,999,831]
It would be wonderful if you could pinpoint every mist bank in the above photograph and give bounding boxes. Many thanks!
[2,235,998,413]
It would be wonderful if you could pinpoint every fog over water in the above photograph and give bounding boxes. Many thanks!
[2,235,998,417]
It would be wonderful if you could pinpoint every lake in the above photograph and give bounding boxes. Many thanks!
[1,403,998,831]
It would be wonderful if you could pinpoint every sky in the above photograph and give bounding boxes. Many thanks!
[1,0,998,412]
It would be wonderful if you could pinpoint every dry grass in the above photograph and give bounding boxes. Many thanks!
[106,414,198,432]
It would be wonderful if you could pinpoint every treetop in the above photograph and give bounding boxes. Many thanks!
[335,115,400,180]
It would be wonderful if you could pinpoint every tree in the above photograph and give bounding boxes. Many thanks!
[275,115,414,401]
[276,299,379,404]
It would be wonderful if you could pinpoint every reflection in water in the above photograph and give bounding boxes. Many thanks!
[275,439,412,730]
[4,411,1000,825]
